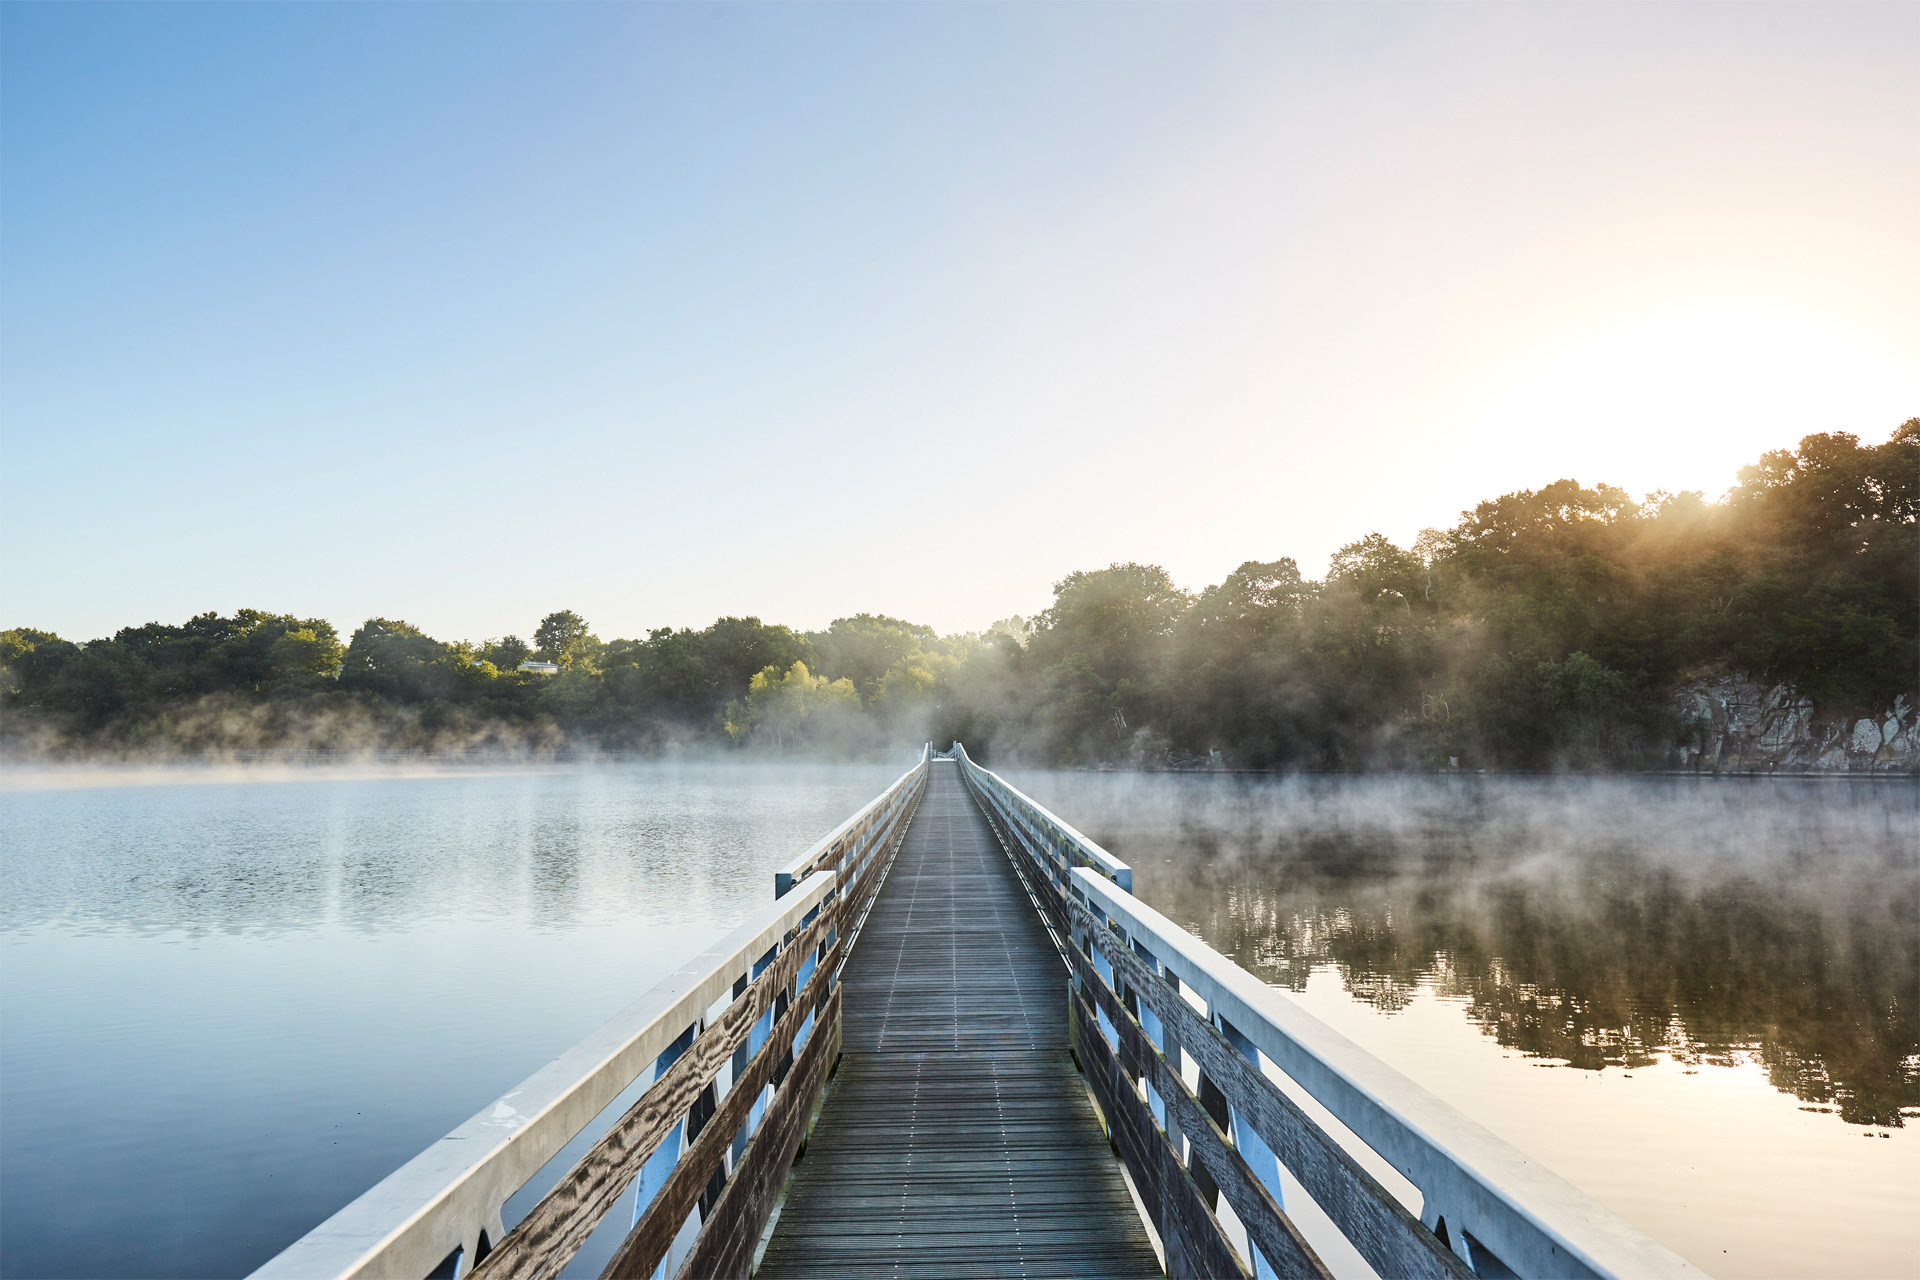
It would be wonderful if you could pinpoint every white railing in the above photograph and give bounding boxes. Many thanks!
[774,745,930,898]
[951,743,1702,1280]
[252,750,929,1280]
[951,743,1131,892]
[1073,871,1702,1280]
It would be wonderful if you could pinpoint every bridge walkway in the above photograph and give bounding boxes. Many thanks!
[755,760,1161,1279]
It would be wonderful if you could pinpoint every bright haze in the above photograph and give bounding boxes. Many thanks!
[3,4,1915,642]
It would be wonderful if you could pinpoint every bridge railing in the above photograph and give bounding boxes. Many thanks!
[253,748,929,1280]
[951,744,1699,1280]
[775,745,931,902]
[949,742,1129,930]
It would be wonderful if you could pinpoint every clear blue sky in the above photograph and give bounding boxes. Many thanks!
[4,3,1915,645]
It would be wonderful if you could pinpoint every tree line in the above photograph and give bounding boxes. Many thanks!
[3,423,1913,768]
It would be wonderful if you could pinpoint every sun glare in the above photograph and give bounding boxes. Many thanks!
[1446,306,1919,503]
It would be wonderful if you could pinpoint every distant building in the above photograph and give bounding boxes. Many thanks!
[518,660,560,675]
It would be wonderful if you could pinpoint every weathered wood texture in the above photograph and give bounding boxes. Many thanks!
[472,912,837,1280]
[471,765,924,1280]
[601,980,841,1280]
[828,809,901,955]
[781,769,923,893]
[672,1000,841,1280]
[1073,961,1329,1279]
[1074,903,1473,1280]
[757,763,1161,1279]
[967,777,1074,939]
[1071,982,1254,1280]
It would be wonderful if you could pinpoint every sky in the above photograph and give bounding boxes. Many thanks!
[3,2,1915,645]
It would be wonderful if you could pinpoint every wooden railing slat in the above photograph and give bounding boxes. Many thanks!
[968,776,1072,929]
[1072,981,1253,1280]
[1076,903,1472,1280]
[668,983,842,1280]
[588,758,921,1280]
[1075,954,1330,1279]
[602,980,842,1280]
[471,911,837,1280]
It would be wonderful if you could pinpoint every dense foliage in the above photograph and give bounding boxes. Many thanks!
[4,424,1913,768]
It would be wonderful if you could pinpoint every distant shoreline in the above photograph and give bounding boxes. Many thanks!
[1,749,1910,780]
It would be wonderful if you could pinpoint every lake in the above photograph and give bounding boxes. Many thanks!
[2,763,1914,1278]
[1005,770,1920,1280]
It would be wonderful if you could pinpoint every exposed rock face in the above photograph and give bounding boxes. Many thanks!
[1669,674,1918,774]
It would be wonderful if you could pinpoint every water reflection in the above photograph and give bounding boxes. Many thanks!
[0,761,904,1280]
[1,762,906,939]
[1007,773,1920,1128]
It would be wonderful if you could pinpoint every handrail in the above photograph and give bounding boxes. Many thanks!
[774,745,929,897]
[251,873,838,1280]
[947,741,1697,1280]
[253,749,930,1280]
[1068,872,1703,1280]
[950,742,1132,891]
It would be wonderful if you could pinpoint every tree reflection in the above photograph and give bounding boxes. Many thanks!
[1126,824,1918,1128]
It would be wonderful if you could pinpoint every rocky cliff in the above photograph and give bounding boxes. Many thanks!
[1670,674,1918,774]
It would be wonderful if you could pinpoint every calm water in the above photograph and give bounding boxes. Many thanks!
[1007,771,1920,1280]
[0,762,904,1280]
[2,766,1915,1278]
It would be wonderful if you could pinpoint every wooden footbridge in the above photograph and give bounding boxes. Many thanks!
[256,751,1704,1280]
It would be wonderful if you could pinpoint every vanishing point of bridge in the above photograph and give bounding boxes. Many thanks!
[755,764,1158,1278]
[256,751,1703,1280]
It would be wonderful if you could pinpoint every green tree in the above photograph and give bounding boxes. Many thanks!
[809,614,936,704]
[731,661,858,747]
[599,617,814,729]
[113,610,342,697]
[482,635,534,671]
[1327,534,1427,610]
[1031,563,1191,688]
[1025,563,1190,759]
[2,420,1912,767]
[602,627,713,720]
[35,640,151,733]
[534,611,600,671]
[986,616,1032,646]
[1161,561,1323,768]
[268,626,345,688]
[339,618,493,702]
[1716,423,1919,714]
[697,617,813,704]
[0,628,61,697]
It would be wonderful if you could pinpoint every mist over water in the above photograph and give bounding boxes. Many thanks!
[3,763,1914,1278]
[0,762,903,1279]
[1,761,907,937]
[1012,773,1918,1122]
[1006,770,1920,1276]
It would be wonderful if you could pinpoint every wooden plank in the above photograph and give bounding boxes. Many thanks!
[968,781,1073,937]
[760,1053,1158,1279]
[670,986,842,1280]
[786,772,925,889]
[1073,984,1251,1280]
[471,911,834,1280]
[756,766,1162,1280]
[1077,903,1473,1280]
[599,976,840,1280]
[1077,959,1331,1279]
[487,771,913,1280]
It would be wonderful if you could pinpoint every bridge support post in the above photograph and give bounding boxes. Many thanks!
[1220,1016,1287,1280]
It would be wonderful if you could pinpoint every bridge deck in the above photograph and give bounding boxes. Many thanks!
[755,761,1161,1279]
